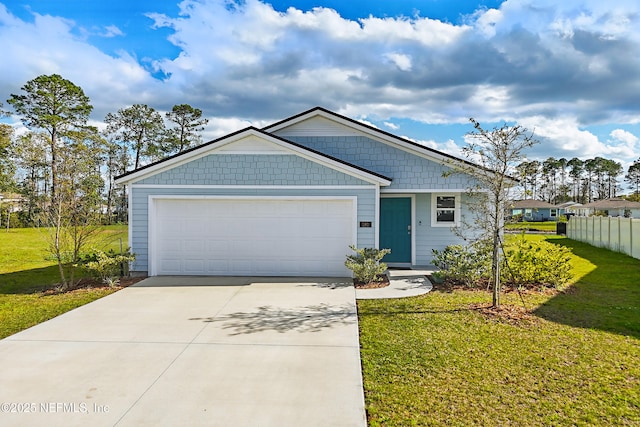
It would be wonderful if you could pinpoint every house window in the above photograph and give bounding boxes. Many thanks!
[550,209,557,217]
[431,194,459,227]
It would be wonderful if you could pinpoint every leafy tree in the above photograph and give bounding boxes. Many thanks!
[602,158,622,198]
[14,132,49,225]
[515,160,539,199]
[105,104,165,169]
[568,158,583,202]
[556,157,569,202]
[101,135,130,224]
[450,119,538,308]
[626,160,640,196]
[0,124,15,192]
[0,124,17,229]
[7,74,93,201]
[541,157,559,203]
[164,104,208,154]
[583,158,598,202]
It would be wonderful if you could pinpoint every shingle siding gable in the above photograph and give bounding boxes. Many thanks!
[137,154,370,186]
[281,135,472,190]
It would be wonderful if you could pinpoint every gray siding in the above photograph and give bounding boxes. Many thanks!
[129,186,377,273]
[281,136,476,190]
[414,193,479,265]
[138,154,367,186]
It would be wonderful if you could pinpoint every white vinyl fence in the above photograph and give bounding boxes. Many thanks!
[567,216,640,259]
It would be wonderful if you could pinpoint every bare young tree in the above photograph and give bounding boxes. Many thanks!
[45,130,104,290]
[450,118,538,308]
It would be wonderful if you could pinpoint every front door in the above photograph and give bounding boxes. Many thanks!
[380,197,411,263]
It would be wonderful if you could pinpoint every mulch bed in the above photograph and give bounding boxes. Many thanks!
[41,276,147,295]
[354,274,390,289]
[468,302,540,326]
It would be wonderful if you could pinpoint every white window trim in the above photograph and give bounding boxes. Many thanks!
[431,193,460,227]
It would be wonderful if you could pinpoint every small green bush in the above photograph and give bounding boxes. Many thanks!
[503,236,572,288]
[345,245,391,284]
[432,239,492,287]
[433,236,573,289]
[82,249,136,287]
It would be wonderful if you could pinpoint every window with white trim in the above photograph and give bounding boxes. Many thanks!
[431,194,460,227]
[550,208,557,217]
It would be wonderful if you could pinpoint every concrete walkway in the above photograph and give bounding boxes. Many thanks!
[355,269,435,300]
[0,277,365,427]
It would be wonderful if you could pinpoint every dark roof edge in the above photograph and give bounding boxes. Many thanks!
[259,127,392,182]
[263,106,486,172]
[115,125,392,183]
[115,126,258,181]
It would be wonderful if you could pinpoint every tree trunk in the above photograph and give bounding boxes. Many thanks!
[50,128,57,203]
[52,201,68,290]
[492,230,500,308]
[492,197,501,309]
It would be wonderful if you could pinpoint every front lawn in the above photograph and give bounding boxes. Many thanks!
[505,220,559,232]
[358,235,640,426]
[0,225,128,339]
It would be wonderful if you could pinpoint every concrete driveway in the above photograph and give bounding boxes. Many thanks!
[0,277,366,427]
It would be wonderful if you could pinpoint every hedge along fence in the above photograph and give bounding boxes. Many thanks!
[567,216,640,259]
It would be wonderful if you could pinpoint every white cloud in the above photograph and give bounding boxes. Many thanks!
[410,137,464,158]
[383,121,399,130]
[102,25,124,38]
[202,116,267,140]
[384,53,412,71]
[1,0,640,174]
[610,129,638,145]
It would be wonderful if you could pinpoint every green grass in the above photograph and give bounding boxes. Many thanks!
[358,235,640,426]
[0,225,127,338]
[505,221,560,232]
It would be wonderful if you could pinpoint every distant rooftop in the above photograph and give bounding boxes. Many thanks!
[580,198,640,209]
[510,199,556,209]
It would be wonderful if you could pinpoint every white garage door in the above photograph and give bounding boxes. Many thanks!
[151,198,355,277]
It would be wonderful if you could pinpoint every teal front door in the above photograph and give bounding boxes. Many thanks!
[380,198,411,263]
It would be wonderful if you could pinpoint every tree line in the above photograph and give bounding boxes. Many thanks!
[516,156,640,204]
[0,74,208,228]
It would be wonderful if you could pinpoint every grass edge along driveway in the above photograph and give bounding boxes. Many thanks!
[358,235,640,426]
[0,226,127,339]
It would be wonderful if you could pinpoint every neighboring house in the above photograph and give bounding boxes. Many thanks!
[0,193,24,209]
[508,199,559,221]
[578,198,640,218]
[115,107,486,277]
[556,201,582,216]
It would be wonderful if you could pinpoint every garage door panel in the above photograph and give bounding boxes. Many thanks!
[153,198,354,276]
[206,240,230,254]
[184,260,206,273]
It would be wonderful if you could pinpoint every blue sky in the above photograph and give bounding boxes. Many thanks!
[2,0,640,184]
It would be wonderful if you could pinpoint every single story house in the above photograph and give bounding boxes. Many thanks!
[556,201,582,216]
[508,199,560,221]
[115,107,486,277]
[577,198,640,218]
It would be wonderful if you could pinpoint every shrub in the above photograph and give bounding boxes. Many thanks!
[502,236,572,288]
[345,245,391,284]
[82,249,136,287]
[431,240,492,287]
[433,236,573,289]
